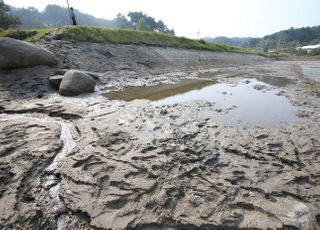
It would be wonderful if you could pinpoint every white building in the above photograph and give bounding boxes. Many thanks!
[296,44,320,53]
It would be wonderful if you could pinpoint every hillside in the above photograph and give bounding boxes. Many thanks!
[205,25,320,51]
[262,25,320,49]
[0,26,262,56]
[204,36,254,47]
[8,4,174,34]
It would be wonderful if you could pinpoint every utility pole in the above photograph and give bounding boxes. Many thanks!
[66,0,72,25]
[264,38,268,51]
[197,30,200,40]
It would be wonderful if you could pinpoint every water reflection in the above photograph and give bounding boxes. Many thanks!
[300,62,320,82]
[104,79,217,101]
[151,79,299,127]
[252,75,293,87]
[105,77,300,128]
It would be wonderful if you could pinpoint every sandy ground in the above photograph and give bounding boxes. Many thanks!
[0,40,319,229]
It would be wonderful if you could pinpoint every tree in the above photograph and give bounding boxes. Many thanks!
[115,13,132,29]
[136,17,151,31]
[128,11,144,26]
[12,7,44,28]
[0,0,20,29]
[43,5,69,27]
[128,11,174,34]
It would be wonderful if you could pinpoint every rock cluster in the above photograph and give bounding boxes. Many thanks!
[0,37,96,97]
[50,70,96,96]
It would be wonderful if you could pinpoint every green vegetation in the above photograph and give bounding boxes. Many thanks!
[206,26,320,57]
[263,26,320,49]
[206,36,254,48]
[136,17,152,32]
[0,26,268,56]
[7,2,175,34]
[0,28,55,42]
[59,26,260,55]
[0,0,20,29]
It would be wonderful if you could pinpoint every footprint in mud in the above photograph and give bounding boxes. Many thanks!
[226,170,248,185]
[161,187,185,210]
[97,130,133,156]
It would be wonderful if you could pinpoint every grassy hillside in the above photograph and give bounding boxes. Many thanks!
[0,26,264,55]
[0,28,56,42]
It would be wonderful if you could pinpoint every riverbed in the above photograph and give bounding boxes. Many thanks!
[0,41,319,229]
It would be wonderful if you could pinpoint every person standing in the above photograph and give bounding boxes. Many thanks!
[70,7,77,26]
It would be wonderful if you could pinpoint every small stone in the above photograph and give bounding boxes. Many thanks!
[49,75,63,89]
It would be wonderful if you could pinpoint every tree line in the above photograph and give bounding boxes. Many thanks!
[206,26,320,52]
[261,26,320,50]
[0,1,175,35]
[0,0,20,29]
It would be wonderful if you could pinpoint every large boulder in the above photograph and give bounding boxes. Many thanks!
[0,37,58,69]
[59,70,96,96]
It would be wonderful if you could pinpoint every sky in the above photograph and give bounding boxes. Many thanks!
[5,0,320,39]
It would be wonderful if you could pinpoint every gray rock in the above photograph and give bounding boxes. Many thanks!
[49,75,63,89]
[253,84,268,91]
[59,70,96,96]
[0,37,57,69]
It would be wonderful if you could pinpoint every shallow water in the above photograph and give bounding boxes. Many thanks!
[199,71,293,87]
[152,79,299,127]
[300,62,320,82]
[252,75,293,87]
[105,78,300,127]
[104,79,217,101]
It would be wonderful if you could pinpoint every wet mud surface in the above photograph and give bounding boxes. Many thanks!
[0,40,320,229]
[106,77,300,128]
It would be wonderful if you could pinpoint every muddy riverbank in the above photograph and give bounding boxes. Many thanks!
[0,39,319,229]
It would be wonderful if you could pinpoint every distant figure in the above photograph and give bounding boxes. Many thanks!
[70,7,77,26]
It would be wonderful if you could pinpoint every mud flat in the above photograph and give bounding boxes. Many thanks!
[0,39,320,229]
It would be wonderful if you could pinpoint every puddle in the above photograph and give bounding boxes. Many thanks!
[152,79,299,127]
[198,71,293,87]
[105,78,300,128]
[300,62,320,82]
[251,75,293,87]
[104,79,217,101]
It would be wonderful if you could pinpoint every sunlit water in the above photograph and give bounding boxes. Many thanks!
[300,62,320,82]
[152,79,298,127]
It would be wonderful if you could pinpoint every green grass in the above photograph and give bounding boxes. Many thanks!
[0,26,266,56]
[0,28,56,42]
[61,26,260,55]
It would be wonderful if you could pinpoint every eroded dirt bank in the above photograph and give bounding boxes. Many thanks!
[0,40,320,229]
